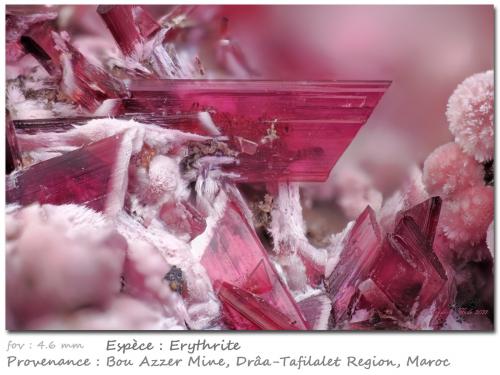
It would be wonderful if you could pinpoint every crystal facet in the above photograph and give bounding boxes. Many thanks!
[21,22,126,110]
[327,197,450,329]
[98,5,160,57]
[218,282,301,330]
[124,79,390,182]
[6,134,125,212]
[201,199,308,330]
[326,206,382,324]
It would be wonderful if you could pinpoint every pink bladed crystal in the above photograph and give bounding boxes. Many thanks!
[21,22,126,110]
[326,206,382,324]
[218,282,301,330]
[122,79,390,182]
[6,134,125,212]
[98,5,160,57]
[201,199,308,330]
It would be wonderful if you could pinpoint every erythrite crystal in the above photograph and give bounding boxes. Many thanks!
[326,206,382,324]
[394,196,442,246]
[98,5,160,57]
[124,79,390,182]
[299,252,325,286]
[297,293,332,330]
[6,134,125,212]
[12,79,389,182]
[6,116,22,174]
[218,282,300,330]
[371,235,426,316]
[159,201,206,240]
[392,217,447,311]
[201,198,308,330]
[355,278,405,323]
[6,6,58,63]
[328,197,450,329]
[20,22,126,110]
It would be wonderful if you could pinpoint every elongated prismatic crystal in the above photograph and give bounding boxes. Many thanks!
[10,79,390,183]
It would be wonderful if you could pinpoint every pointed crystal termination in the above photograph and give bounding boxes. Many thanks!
[6,6,58,63]
[355,278,406,322]
[202,199,308,330]
[369,217,448,318]
[6,134,125,212]
[297,293,332,330]
[391,217,447,313]
[299,252,325,286]
[395,196,442,247]
[98,5,160,57]
[326,206,382,324]
[339,197,450,329]
[370,236,425,316]
[21,22,126,111]
[124,79,391,182]
[218,282,301,330]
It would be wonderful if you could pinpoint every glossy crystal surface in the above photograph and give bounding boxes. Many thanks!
[6,134,124,211]
[326,206,382,324]
[124,79,390,182]
[218,282,301,330]
[327,198,450,329]
[202,199,308,330]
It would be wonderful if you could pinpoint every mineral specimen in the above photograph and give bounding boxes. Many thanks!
[327,197,451,329]
[7,4,491,332]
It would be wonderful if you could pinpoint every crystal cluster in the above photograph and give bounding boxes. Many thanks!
[5,5,493,331]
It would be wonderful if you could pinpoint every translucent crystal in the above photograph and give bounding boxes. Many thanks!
[98,5,160,57]
[297,293,332,330]
[371,236,426,316]
[20,22,126,110]
[218,282,301,330]
[395,196,442,246]
[159,201,206,240]
[6,134,125,212]
[201,199,308,330]
[124,79,390,182]
[328,197,450,329]
[326,206,382,324]
[6,116,22,174]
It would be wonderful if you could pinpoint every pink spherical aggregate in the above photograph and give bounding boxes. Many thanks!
[446,70,494,162]
[422,142,484,197]
[440,185,494,246]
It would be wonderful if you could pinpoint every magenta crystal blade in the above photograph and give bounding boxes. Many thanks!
[297,293,332,330]
[124,79,390,182]
[21,22,126,110]
[392,216,447,313]
[6,134,125,212]
[395,196,442,247]
[159,201,207,240]
[355,278,406,324]
[371,235,426,316]
[98,5,160,57]
[326,206,382,324]
[217,282,301,330]
[11,79,389,182]
[201,199,308,330]
[6,116,22,174]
